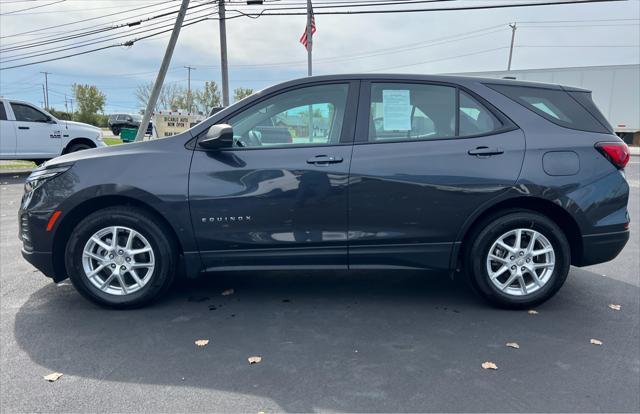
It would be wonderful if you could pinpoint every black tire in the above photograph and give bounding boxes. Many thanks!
[67,143,92,153]
[464,209,570,309]
[65,206,177,309]
[112,127,121,136]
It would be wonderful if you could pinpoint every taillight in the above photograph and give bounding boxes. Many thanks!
[595,142,630,169]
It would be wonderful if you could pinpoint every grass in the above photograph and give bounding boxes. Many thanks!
[0,160,36,170]
[103,137,123,146]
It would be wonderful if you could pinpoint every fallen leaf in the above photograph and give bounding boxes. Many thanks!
[194,339,209,347]
[43,372,63,382]
[481,361,498,370]
[221,288,234,296]
[506,342,520,349]
[527,310,538,315]
[590,338,603,345]
[608,304,621,311]
[248,356,262,364]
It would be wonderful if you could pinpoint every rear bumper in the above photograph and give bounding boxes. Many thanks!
[575,230,630,266]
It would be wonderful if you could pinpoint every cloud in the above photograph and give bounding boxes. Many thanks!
[1,0,638,112]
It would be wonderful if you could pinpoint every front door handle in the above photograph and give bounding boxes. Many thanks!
[468,146,504,156]
[307,155,344,165]
[18,126,30,130]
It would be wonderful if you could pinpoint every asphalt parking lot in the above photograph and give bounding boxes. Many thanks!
[1,162,639,413]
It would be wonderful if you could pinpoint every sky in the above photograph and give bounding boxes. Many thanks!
[0,0,639,114]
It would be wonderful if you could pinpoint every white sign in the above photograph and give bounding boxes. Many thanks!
[382,89,411,131]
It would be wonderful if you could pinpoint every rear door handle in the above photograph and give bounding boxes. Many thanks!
[18,126,30,130]
[306,155,344,165]
[468,146,504,156]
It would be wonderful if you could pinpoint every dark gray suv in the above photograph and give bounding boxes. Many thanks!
[19,75,630,309]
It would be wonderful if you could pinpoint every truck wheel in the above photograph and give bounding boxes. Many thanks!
[67,143,92,153]
[65,206,177,308]
[112,127,121,136]
[465,210,570,309]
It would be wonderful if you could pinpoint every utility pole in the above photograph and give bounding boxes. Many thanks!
[64,94,69,113]
[41,84,46,109]
[219,0,230,107]
[40,72,49,108]
[136,0,190,141]
[184,65,196,113]
[507,22,517,71]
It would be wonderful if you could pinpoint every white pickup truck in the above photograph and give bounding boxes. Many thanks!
[0,98,106,164]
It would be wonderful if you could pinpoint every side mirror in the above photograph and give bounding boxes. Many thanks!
[199,124,233,149]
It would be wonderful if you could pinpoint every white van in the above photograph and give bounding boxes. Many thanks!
[0,98,106,164]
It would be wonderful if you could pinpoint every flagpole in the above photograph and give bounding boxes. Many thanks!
[306,0,313,142]
[306,0,312,76]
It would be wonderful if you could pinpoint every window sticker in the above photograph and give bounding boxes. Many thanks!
[382,90,411,131]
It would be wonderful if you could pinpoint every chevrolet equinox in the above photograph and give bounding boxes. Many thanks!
[19,75,631,309]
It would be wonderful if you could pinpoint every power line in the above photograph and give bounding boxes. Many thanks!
[223,0,626,18]
[0,0,630,70]
[0,3,216,57]
[0,1,214,51]
[0,0,175,38]
[0,0,64,15]
[0,17,209,70]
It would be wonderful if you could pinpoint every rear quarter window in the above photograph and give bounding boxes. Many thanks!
[486,83,611,134]
[0,102,6,121]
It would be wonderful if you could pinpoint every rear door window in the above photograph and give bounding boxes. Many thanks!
[368,83,456,142]
[487,83,610,133]
[366,83,505,142]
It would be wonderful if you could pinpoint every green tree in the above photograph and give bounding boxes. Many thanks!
[234,87,254,102]
[194,81,221,114]
[47,108,73,121]
[72,83,106,125]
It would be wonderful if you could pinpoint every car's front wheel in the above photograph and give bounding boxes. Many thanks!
[65,206,177,308]
[465,210,570,309]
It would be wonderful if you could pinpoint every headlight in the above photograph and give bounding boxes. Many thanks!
[25,165,72,193]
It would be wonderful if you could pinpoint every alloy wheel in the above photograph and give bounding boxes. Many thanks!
[82,226,155,296]
[485,228,555,296]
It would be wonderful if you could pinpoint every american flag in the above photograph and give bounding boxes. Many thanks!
[299,12,316,51]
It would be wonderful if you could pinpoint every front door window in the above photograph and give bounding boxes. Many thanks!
[227,84,349,148]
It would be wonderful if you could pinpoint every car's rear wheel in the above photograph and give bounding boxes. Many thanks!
[112,127,121,136]
[465,210,570,309]
[65,206,176,308]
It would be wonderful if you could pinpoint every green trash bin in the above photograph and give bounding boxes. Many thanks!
[120,128,138,142]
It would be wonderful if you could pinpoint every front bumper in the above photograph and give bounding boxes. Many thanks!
[576,229,630,266]
[21,248,57,280]
[19,208,63,281]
